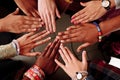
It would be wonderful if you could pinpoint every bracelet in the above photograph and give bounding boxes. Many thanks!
[93,22,102,42]
[12,39,20,55]
[24,65,45,80]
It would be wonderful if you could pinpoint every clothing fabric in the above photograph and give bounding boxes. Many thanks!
[87,60,120,80]
[115,0,120,9]
[0,42,17,59]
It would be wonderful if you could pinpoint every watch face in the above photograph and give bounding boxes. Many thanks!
[77,73,82,79]
[102,0,110,7]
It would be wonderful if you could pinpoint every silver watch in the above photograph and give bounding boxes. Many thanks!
[102,0,111,10]
[72,71,88,80]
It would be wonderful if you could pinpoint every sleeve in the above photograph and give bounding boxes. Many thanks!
[115,0,120,9]
[0,42,17,59]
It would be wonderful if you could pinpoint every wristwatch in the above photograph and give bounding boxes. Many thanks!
[73,71,88,80]
[101,0,111,10]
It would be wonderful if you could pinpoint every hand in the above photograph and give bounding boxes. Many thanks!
[55,45,87,78]
[14,0,39,17]
[38,0,61,33]
[57,23,98,52]
[0,8,43,33]
[35,39,60,75]
[71,1,107,24]
[17,30,51,56]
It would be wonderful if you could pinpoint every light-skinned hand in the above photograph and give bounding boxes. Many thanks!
[38,0,61,33]
[55,45,87,78]
[71,1,107,24]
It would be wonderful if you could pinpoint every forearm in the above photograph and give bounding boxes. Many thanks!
[0,42,17,59]
[0,19,5,32]
[99,15,120,36]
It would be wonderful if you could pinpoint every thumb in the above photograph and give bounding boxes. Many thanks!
[56,9,61,18]
[77,42,90,52]
[82,51,87,64]
[12,8,19,15]
[80,2,87,7]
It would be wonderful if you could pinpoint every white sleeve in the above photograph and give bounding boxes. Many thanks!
[115,0,120,9]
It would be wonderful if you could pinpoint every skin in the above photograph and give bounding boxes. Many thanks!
[57,24,98,52]
[55,45,87,79]
[58,15,120,52]
[22,39,61,80]
[17,30,51,56]
[71,0,115,24]
[38,0,61,33]
[14,0,40,17]
[0,8,43,33]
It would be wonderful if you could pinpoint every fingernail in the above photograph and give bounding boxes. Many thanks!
[61,40,64,43]
[48,37,51,39]
[56,36,59,39]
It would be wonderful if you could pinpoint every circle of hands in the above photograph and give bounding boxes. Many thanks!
[2,0,108,78]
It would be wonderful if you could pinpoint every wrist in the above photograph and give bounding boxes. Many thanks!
[93,22,103,42]
[24,64,45,80]
[12,39,20,55]
[0,19,6,32]
[71,71,88,80]
[25,65,45,80]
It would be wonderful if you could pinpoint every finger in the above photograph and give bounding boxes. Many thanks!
[61,37,79,43]
[30,30,47,40]
[24,28,37,32]
[45,39,59,57]
[65,47,77,60]
[34,37,51,46]
[23,52,41,57]
[59,49,68,63]
[24,32,35,37]
[82,51,87,64]
[51,12,56,32]
[58,31,78,40]
[12,8,19,15]
[42,42,51,56]
[54,65,59,72]
[60,45,71,62]
[50,40,60,58]
[44,13,49,32]
[79,15,91,23]
[80,2,87,7]
[72,13,87,24]
[31,9,40,18]
[32,31,50,41]
[56,9,61,18]
[47,12,53,32]
[71,8,85,20]
[21,8,33,16]
[55,59,65,70]
[77,42,90,52]
[66,25,80,31]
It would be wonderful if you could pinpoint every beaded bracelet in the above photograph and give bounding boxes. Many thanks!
[93,22,102,42]
[24,65,45,80]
